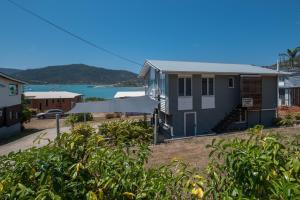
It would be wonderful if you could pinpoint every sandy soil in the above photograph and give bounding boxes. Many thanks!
[147,125,300,171]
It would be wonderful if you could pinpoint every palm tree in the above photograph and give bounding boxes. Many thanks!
[285,47,300,68]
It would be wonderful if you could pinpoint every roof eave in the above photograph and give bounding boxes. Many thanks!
[164,70,279,76]
[0,72,27,84]
[138,60,162,78]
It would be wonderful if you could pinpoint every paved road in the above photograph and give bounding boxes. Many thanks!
[0,127,70,156]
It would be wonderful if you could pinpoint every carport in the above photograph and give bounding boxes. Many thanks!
[66,96,160,143]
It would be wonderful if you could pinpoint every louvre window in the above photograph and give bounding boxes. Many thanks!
[178,77,192,97]
[202,78,214,96]
[228,77,234,88]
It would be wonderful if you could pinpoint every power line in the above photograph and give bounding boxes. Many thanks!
[7,0,142,66]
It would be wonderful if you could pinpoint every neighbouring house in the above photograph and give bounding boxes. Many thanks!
[114,91,145,98]
[139,60,280,138]
[0,72,26,139]
[24,91,83,112]
[278,69,300,107]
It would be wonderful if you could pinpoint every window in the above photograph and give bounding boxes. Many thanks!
[179,78,185,96]
[236,109,247,123]
[16,112,18,120]
[160,73,166,97]
[178,77,192,97]
[46,99,48,106]
[202,77,214,96]
[228,77,234,88]
[57,99,60,103]
[8,84,18,96]
[186,78,192,96]
[9,111,12,120]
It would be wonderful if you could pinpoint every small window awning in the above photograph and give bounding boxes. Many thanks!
[67,96,159,114]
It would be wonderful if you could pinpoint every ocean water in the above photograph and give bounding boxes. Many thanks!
[25,84,144,99]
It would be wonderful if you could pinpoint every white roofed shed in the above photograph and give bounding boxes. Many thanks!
[24,91,83,99]
[114,91,145,98]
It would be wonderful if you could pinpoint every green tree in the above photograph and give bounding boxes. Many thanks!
[20,94,32,129]
[285,47,300,68]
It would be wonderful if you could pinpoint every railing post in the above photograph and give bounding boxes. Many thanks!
[56,114,60,136]
[154,113,157,145]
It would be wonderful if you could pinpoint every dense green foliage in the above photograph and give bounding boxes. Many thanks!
[0,124,202,199]
[84,97,106,102]
[1,64,138,84]
[65,113,93,127]
[205,125,300,199]
[0,123,299,199]
[20,94,32,126]
[273,113,300,127]
[98,120,153,145]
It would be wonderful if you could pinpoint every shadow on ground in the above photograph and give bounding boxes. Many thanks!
[0,129,41,146]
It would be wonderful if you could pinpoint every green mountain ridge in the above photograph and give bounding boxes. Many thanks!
[0,64,141,85]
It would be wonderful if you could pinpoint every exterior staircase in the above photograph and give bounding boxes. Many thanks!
[213,105,245,133]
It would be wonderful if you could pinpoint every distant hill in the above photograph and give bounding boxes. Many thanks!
[0,64,141,85]
[0,68,23,75]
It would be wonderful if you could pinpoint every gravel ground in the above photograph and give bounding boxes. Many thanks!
[147,125,300,171]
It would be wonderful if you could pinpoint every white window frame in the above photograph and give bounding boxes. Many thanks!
[178,76,192,97]
[184,111,197,137]
[228,77,234,88]
[160,72,166,98]
[201,75,215,96]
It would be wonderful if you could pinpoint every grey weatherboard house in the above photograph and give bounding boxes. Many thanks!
[139,60,280,138]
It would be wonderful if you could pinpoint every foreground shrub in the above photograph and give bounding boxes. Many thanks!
[98,120,153,145]
[0,124,201,199]
[273,113,294,127]
[104,112,121,119]
[65,113,93,127]
[205,125,300,199]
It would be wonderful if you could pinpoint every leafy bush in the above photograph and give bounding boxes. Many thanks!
[104,112,121,119]
[20,94,32,125]
[205,125,300,199]
[295,113,300,120]
[65,113,93,127]
[273,114,295,127]
[0,124,201,199]
[98,120,153,145]
[85,97,106,102]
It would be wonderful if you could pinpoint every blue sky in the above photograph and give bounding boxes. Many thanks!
[0,0,299,73]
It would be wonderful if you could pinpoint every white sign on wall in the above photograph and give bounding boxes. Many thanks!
[242,98,253,107]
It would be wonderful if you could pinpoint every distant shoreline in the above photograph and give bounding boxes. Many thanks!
[24,84,144,99]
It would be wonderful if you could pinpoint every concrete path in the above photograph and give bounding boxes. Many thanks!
[0,127,70,156]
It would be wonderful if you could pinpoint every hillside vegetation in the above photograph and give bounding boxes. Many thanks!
[0,64,141,85]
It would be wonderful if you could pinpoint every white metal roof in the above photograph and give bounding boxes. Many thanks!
[114,91,145,98]
[67,96,158,114]
[24,91,83,99]
[139,60,280,77]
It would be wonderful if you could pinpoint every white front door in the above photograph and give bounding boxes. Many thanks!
[184,112,197,136]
